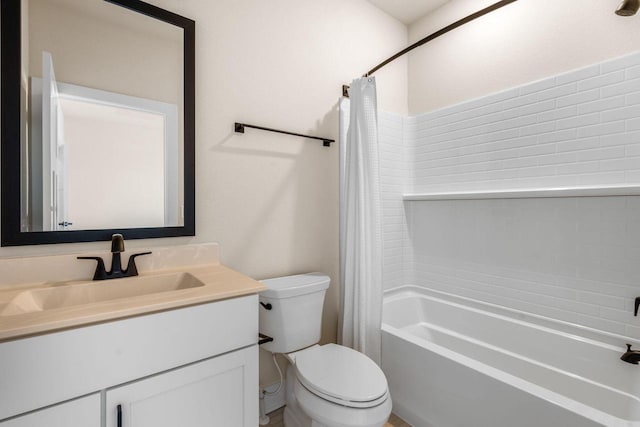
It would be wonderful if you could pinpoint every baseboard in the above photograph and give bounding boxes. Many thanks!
[262,381,285,414]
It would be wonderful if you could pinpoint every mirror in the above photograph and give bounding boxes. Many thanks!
[1,0,195,245]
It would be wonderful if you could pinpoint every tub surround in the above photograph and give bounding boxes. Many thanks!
[0,243,265,341]
[377,50,640,340]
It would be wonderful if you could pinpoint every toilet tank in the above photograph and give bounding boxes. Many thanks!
[259,273,330,354]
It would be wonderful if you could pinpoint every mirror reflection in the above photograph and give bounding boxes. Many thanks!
[21,0,184,232]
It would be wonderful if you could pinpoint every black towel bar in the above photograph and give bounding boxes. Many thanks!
[234,122,334,147]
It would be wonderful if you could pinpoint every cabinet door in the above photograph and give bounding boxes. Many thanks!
[106,345,258,427]
[0,394,100,427]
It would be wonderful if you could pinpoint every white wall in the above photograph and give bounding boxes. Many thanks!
[408,0,640,114]
[1,0,408,387]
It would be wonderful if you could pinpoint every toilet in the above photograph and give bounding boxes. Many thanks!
[259,273,392,427]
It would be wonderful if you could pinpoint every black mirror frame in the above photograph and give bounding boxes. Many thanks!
[1,0,195,246]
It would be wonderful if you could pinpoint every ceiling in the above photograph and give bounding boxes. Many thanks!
[367,0,451,25]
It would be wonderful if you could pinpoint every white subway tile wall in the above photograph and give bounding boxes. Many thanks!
[378,112,409,290]
[378,51,640,340]
[407,51,640,194]
[406,197,640,338]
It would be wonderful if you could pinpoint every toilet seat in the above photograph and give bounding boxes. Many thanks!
[294,344,389,409]
[293,375,392,427]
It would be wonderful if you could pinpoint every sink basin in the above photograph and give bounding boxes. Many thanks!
[0,272,205,316]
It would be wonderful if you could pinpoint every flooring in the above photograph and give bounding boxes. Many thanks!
[264,407,412,427]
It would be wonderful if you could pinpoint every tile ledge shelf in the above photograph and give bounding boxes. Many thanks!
[403,185,640,201]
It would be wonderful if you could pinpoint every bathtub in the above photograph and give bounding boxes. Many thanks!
[381,286,640,427]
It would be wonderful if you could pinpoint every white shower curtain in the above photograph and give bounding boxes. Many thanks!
[338,77,383,364]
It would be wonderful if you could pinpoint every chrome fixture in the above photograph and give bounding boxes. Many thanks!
[77,234,151,280]
[616,0,640,16]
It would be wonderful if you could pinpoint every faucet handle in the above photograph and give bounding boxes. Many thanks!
[125,251,152,277]
[77,256,108,280]
[111,234,125,253]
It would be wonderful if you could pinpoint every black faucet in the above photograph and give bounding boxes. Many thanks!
[78,234,151,281]
[621,344,640,365]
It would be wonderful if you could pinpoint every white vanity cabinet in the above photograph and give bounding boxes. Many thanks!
[106,346,256,427]
[0,294,259,427]
[0,394,100,427]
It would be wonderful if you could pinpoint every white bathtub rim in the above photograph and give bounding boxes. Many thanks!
[384,284,639,349]
[418,318,639,403]
[385,286,622,354]
[406,319,640,415]
[381,324,637,427]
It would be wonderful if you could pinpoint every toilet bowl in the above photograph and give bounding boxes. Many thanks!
[259,273,391,427]
[285,344,392,427]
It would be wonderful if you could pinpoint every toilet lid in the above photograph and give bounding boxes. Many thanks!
[294,344,388,407]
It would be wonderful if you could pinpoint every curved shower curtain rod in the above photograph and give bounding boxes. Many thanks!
[342,0,519,97]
